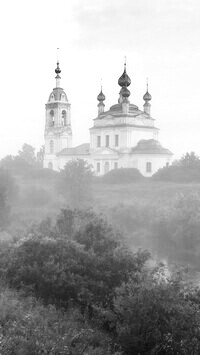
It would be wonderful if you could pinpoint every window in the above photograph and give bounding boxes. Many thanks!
[146,162,152,173]
[49,110,54,126]
[115,134,119,147]
[97,162,100,173]
[62,110,67,126]
[97,136,101,147]
[114,162,118,169]
[104,162,109,174]
[106,135,109,147]
[50,140,54,154]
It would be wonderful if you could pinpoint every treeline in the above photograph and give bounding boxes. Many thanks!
[1,209,200,354]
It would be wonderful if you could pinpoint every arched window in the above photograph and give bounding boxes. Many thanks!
[62,110,67,126]
[104,162,109,174]
[48,162,53,170]
[50,140,54,154]
[49,110,54,126]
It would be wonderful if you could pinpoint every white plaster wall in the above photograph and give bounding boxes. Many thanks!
[90,126,158,151]
[44,152,172,177]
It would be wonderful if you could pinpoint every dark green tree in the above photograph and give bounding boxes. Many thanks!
[36,145,45,167]
[18,143,36,166]
[114,264,200,354]
[59,159,93,207]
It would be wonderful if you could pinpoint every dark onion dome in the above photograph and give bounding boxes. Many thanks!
[97,89,105,102]
[143,90,152,101]
[55,61,61,76]
[118,65,131,87]
[121,86,130,98]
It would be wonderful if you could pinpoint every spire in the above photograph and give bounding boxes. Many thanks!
[124,56,126,72]
[97,80,105,116]
[143,78,152,115]
[55,48,61,87]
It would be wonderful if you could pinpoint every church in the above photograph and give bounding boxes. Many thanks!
[43,61,172,176]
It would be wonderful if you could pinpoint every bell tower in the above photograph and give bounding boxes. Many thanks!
[43,61,72,170]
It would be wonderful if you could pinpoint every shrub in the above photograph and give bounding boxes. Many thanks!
[0,287,115,355]
[100,168,144,184]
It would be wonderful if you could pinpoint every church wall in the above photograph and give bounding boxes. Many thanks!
[132,154,171,177]
[90,125,158,151]
[44,152,171,178]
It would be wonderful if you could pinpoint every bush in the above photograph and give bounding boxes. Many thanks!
[153,165,200,182]
[100,168,144,184]
[2,209,150,311]
[0,287,115,355]
[153,152,200,182]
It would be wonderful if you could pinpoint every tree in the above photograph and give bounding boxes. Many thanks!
[36,145,45,167]
[114,264,200,354]
[59,159,93,208]
[153,151,200,182]
[175,152,200,168]
[3,208,150,312]
[0,167,18,203]
[0,191,10,229]
[18,143,36,166]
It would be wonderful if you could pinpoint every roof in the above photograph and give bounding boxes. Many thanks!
[57,143,90,156]
[90,124,158,130]
[131,139,173,155]
[96,103,142,118]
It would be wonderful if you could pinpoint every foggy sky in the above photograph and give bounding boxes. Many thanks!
[1,0,200,159]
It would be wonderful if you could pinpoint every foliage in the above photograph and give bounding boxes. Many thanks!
[0,168,18,229]
[0,192,10,229]
[153,152,200,182]
[1,207,200,353]
[0,287,116,355]
[0,155,32,175]
[0,167,18,203]
[2,209,150,313]
[175,152,200,168]
[100,168,144,184]
[36,145,45,167]
[58,159,93,207]
[114,265,200,354]
[18,143,36,166]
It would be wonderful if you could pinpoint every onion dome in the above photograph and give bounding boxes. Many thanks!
[97,89,105,102]
[121,86,130,98]
[55,61,61,77]
[143,81,152,101]
[118,62,131,87]
[143,91,152,101]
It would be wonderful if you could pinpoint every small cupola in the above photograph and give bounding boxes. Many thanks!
[97,83,106,116]
[143,80,152,115]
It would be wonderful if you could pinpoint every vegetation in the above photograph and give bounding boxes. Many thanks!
[99,168,144,184]
[1,149,200,353]
[153,152,200,182]
[1,209,200,354]
[58,159,93,207]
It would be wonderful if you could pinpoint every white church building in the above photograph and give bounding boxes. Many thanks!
[43,61,172,176]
